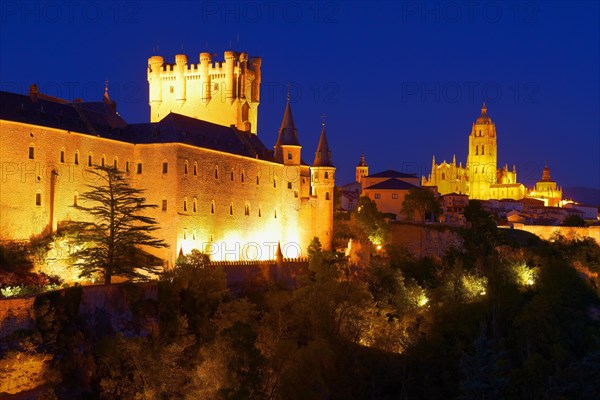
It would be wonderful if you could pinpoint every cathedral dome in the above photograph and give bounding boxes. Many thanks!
[475,102,492,124]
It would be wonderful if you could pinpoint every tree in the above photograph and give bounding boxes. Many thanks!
[352,196,388,244]
[72,165,167,284]
[562,214,586,227]
[401,188,441,223]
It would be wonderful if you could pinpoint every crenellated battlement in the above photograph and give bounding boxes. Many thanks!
[148,50,262,133]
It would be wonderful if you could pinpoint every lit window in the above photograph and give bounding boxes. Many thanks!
[392,193,398,199]
[28,145,34,159]
[60,149,65,163]
[35,192,41,206]
[137,163,143,174]
[163,162,168,174]
[162,199,167,211]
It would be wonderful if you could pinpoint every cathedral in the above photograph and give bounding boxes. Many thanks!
[423,103,527,201]
[0,50,335,267]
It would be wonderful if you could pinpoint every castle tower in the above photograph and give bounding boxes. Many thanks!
[311,121,335,250]
[274,92,301,165]
[467,102,497,199]
[147,50,261,133]
[356,153,368,183]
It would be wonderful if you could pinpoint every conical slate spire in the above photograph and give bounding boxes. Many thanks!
[313,123,333,167]
[275,97,300,147]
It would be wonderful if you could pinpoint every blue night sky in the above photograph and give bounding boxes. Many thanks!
[1,1,598,191]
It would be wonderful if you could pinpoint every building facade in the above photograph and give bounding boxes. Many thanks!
[0,50,334,267]
[423,103,526,201]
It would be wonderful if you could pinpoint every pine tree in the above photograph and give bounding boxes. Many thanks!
[72,165,167,284]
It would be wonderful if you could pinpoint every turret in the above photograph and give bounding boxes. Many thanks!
[238,52,248,100]
[174,54,187,107]
[249,57,261,103]
[199,52,212,104]
[224,51,237,105]
[148,56,164,105]
[356,154,368,183]
[311,121,335,250]
[541,164,552,181]
[274,93,301,165]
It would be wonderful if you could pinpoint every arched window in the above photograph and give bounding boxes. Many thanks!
[88,152,93,166]
[73,192,78,206]
[230,170,234,181]
[114,157,118,169]
[183,197,188,212]
[229,203,233,215]
[482,145,485,155]
[184,160,189,175]
[476,146,479,155]
[325,192,330,200]
[258,206,262,217]
[256,175,260,185]
[60,148,65,163]
[274,208,278,219]
[214,165,219,179]
[241,171,245,183]
[211,200,215,214]
[101,155,106,167]
[244,204,250,216]
[442,172,446,180]
[273,178,277,188]
[193,162,198,176]
[325,171,329,179]
[74,151,79,165]
[193,198,197,213]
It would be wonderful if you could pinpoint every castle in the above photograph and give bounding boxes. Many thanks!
[422,103,562,205]
[0,50,335,267]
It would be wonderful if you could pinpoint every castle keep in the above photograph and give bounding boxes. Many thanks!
[0,51,334,267]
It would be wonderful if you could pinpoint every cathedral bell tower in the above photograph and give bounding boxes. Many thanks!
[467,102,497,199]
[356,154,368,183]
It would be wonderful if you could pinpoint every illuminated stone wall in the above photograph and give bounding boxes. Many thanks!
[0,119,329,266]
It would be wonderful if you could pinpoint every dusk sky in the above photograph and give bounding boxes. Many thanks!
[1,1,598,191]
